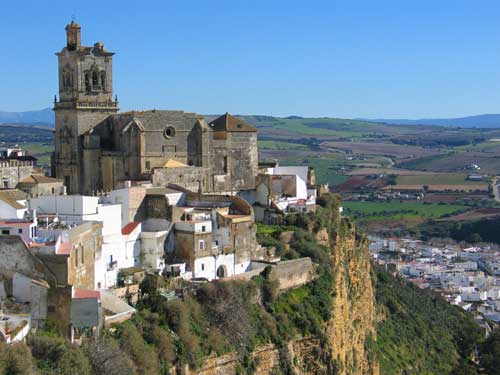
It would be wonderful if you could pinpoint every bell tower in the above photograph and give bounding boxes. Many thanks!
[52,21,119,194]
[65,20,81,51]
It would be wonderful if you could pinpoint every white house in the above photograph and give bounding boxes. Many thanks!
[0,190,27,220]
[29,195,140,289]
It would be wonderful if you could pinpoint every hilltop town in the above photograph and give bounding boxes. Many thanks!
[0,22,320,345]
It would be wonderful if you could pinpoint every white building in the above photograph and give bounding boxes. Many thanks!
[29,195,141,289]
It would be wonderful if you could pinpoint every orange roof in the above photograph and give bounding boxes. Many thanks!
[0,221,33,227]
[122,222,140,235]
[56,241,72,255]
[73,289,100,300]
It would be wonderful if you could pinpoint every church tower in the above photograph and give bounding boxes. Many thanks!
[52,21,119,194]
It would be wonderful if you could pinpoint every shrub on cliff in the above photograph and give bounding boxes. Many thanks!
[0,342,34,375]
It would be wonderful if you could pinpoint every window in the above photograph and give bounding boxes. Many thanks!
[75,248,79,267]
[223,156,228,173]
[100,72,106,90]
[81,246,85,264]
[1,230,9,235]
[201,225,206,232]
[18,228,22,234]
[84,73,91,91]
[199,240,205,251]
[3,180,8,189]
[92,71,99,89]
[64,176,70,189]
[51,188,55,194]
[201,263,205,271]
[164,126,176,139]
[145,161,151,170]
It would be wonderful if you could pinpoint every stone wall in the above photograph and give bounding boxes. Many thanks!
[269,257,314,290]
[0,161,34,189]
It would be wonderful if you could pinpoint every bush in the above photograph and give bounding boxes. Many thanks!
[117,322,160,374]
[83,337,136,375]
[0,342,34,375]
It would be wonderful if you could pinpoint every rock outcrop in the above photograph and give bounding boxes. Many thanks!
[326,219,378,375]
[184,210,378,374]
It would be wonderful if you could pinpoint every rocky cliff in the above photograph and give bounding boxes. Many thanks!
[326,219,378,375]
[187,213,378,375]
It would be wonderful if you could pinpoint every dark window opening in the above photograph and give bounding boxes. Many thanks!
[92,72,99,89]
[164,126,176,139]
[84,73,91,91]
[18,229,22,234]
[145,161,151,170]
[223,156,228,173]
[100,72,106,91]
[1,230,9,235]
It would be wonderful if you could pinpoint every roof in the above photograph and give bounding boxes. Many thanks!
[73,289,100,300]
[163,159,188,168]
[146,187,182,195]
[19,174,63,185]
[208,113,256,132]
[56,240,72,255]
[0,190,25,209]
[122,222,140,235]
[0,221,33,227]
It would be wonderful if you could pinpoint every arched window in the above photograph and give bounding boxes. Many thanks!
[92,71,99,89]
[100,72,106,91]
[84,73,91,91]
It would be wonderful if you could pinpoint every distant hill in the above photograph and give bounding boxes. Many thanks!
[0,108,54,126]
[367,114,500,129]
[4,108,500,129]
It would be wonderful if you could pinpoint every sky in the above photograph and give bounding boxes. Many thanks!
[1,0,500,118]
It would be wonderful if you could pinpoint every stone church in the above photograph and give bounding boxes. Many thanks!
[52,21,258,195]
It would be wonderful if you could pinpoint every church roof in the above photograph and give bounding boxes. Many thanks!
[208,113,256,132]
[163,159,188,168]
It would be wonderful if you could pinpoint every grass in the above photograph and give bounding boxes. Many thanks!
[258,140,310,151]
[395,173,486,186]
[342,201,469,221]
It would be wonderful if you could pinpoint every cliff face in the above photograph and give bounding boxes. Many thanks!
[326,219,378,375]
[187,215,378,375]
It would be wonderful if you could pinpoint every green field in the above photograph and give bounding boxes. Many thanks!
[258,140,310,150]
[342,201,469,221]
[11,141,54,167]
[279,156,349,186]
[395,173,484,186]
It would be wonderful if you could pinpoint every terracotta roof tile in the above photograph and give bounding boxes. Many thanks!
[73,289,100,300]
[208,113,256,132]
[122,222,140,235]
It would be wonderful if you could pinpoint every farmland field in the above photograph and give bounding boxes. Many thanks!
[342,201,470,221]
[396,173,487,186]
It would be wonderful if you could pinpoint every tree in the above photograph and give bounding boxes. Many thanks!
[480,329,500,375]
[83,337,136,375]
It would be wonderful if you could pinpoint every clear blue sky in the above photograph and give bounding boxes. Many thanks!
[1,0,500,118]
